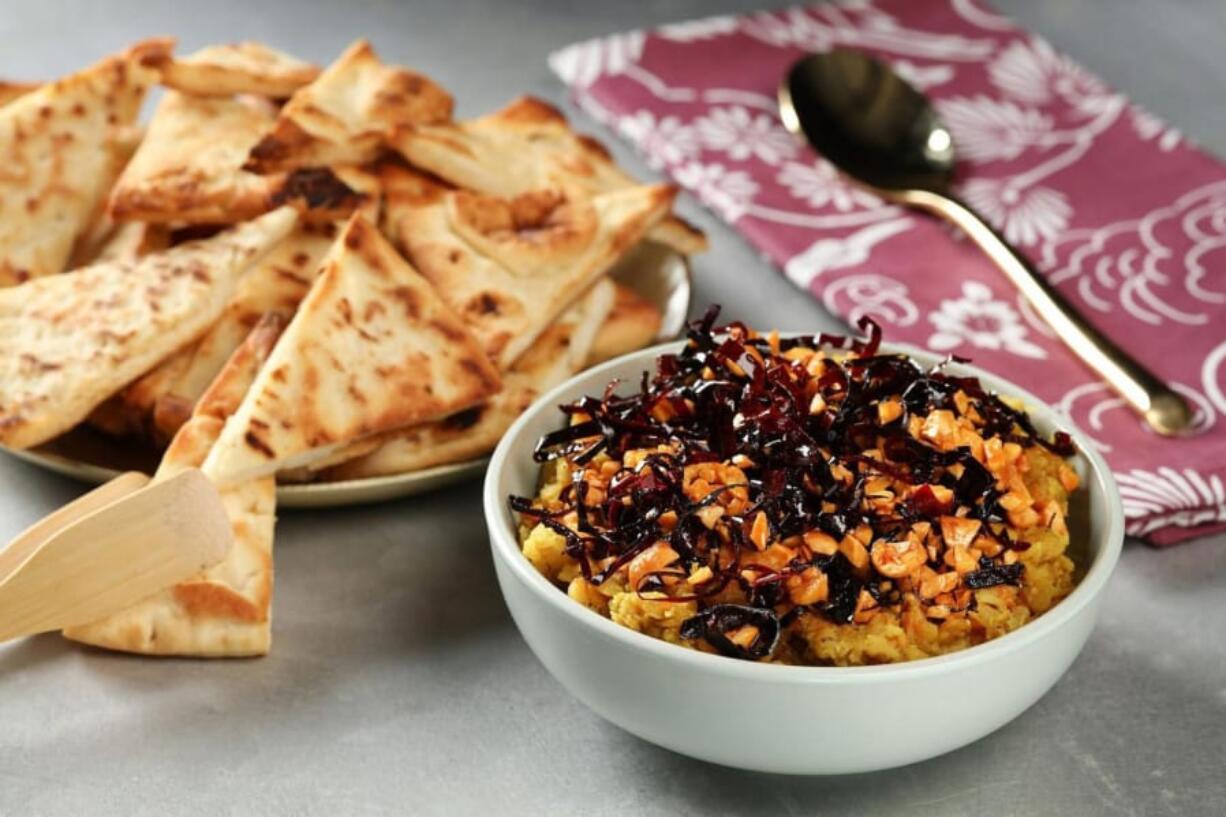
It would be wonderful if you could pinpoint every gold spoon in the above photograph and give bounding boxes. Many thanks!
[779,48,1192,436]
[0,469,230,643]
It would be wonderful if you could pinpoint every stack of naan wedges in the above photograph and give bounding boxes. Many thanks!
[0,38,705,657]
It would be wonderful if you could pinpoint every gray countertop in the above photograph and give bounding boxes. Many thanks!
[2,1,1224,814]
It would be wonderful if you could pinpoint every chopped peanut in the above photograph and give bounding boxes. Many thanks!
[853,589,879,624]
[786,567,829,605]
[877,398,903,425]
[945,545,979,575]
[912,483,954,509]
[939,516,982,548]
[696,504,725,529]
[803,530,840,556]
[920,410,958,448]
[627,542,680,592]
[871,537,927,579]
[998,491,1029,512]
[926,604,951,620]
[755,544,796,573]
[749,511,770,550]
[1036,500,1068,535]
[727,625,760,649]
[1059,465,1081,492]
[683,462,750,513]
[919,570,959,599]
[657,510,678,531]
[829,462,853,483]
[840,534,871,573]
[953,390,971,415]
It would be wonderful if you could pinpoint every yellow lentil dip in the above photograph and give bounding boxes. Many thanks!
[513,313,1080,666]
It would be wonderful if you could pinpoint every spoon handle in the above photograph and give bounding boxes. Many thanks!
[897,188,1192,436]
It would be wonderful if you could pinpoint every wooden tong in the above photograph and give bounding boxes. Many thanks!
[0,470,231,643]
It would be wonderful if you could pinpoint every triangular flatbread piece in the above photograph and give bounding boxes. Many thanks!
[93,221,345,441]
[63,314,284,657]
[244,39,452,173]
[65,125,149,269]
[327,278,614,480]
[148,41,320,98]
[585,282,663,367]
[391,95,707,256]
[109,91,365,225]
[0,81,38,107]
[70,221,170,270]
[381,164,673,370]
[0,207,297,449]
[0,38,171,286]
[201,212,501,483]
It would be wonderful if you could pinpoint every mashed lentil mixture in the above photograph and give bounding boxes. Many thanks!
[512,310,1080,665]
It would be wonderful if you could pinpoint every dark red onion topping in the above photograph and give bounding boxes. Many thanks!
[511,307,1076,660]
[679,604,781,660]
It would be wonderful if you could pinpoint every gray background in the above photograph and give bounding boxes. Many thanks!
[1,1,1224,814]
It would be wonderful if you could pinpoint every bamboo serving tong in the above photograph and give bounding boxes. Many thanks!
[0,470,231,643]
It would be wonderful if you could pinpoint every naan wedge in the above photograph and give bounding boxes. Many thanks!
[586,282,663,367]
[382,165,673,370]
[0,38,171,286]
[94,221,346,442]
[0,81,38,107]
[65,124,149,269]
[201,213,501,484]
[63,314,284,657]
[71,221,171,269]
[149,41,320,98]
[99,171,382,440]
[391,95,707,256]
[108,91,364,225]
[0,207,297,449]
[327,278,614,480]
[244,39,452,173]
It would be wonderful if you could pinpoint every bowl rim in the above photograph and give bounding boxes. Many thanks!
[484,338,1125,684]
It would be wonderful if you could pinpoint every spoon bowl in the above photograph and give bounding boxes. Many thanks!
[780,48,955,193]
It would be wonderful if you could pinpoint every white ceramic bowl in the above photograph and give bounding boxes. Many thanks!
[484,341,1124,774]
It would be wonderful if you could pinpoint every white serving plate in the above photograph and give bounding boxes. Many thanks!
[484,340,1124,774]
[0,242,691,509]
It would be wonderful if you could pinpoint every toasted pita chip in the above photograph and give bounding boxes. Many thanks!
[80,222,172,267]
[0,207,297,449]
[150,41,320,98]
[391,95,707,256]
[200,213,500,484]
[382,165,672,370]
[0,39,171,286]
[64,315,284,657]
[244,39,452,173]
[150,223,339,440]
[97,167,381,439]
[92,204,386,443]
[66,123,151,267]
[586,283,663,367]
[108,91,364,225]
[0,81,38,107]
[327,278,614,480]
